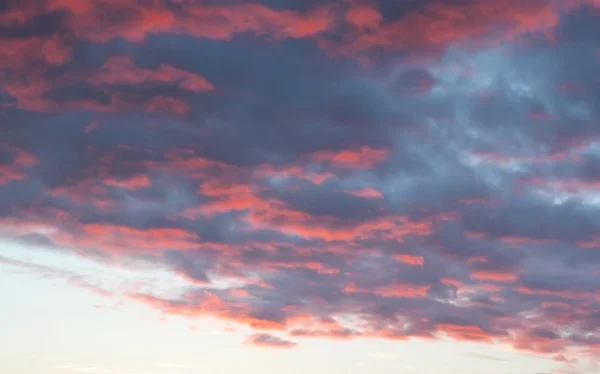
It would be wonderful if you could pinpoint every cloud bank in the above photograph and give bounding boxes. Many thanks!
[2,0,600,371]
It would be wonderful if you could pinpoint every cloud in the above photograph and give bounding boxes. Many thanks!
[2,0,600,370]
[245,333,298,349]
[0,254,112,298]
[310,147,390,169]
[90,56,214,93]
[0,143,38,184]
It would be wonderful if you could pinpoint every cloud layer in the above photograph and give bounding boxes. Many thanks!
[2,0,600,371]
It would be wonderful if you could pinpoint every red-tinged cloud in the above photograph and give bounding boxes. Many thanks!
[80,224,199,252]
[0,145,38,185]
[104,175,151,190]
[310,147,389,169]
[130,292,287,330]
[515,287,597,300]
[435,324,494,343]
[2,74,180,114]
[26,222,203,256]
[392,254,424,267]
[470,270,517,283]
[577,237,600,249]
[248,211,435,242]
[92,57,213,93]
[373,284,430,298]
[245,333,298,349]
[331,0,575,56]
[254,164,335,185]
[512,329,567,355]
[3,54,210,114]
[347,187,383,199]
[144,96,191,116]
[345,2,383,30]
[28,0,337,45]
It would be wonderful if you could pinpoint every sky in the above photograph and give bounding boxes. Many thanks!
[1,0,600,373]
